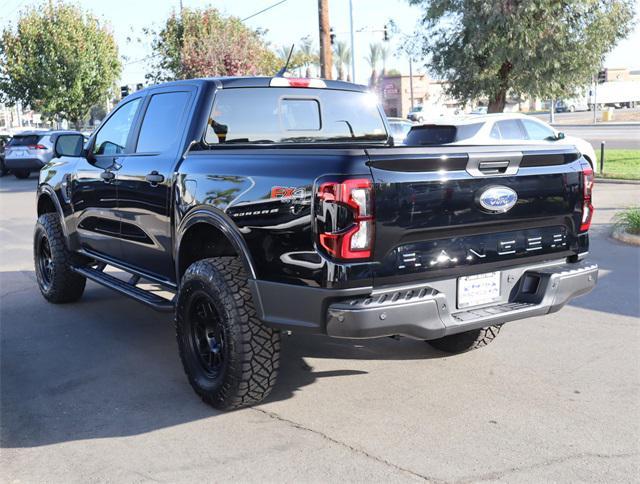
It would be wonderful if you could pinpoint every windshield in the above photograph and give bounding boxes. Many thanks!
[7,135,43,147]
[205,87,388,145]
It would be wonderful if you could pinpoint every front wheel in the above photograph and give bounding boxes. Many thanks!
[428,325,501,354]
[34,213,86,303]
[176,257,280,410]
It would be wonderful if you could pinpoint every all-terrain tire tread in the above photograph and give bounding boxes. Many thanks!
[176,257,280,410]
[428,325,502,354]
[34,213,86,303]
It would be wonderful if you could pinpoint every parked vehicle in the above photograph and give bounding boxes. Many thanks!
[407,105,425,122]
[556,98,589,113]
[387,117,414,144]
[588,81,640,109]
[34,77,597,410]
[4,130,83,179]
[404,113,598,168]
[470,106,488,115]
[0,133,11,177]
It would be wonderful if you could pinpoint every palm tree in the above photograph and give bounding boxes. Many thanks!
[298,36,317,78]
[380,45,390,78]
[333,41,351,81]
[365,43,381,87]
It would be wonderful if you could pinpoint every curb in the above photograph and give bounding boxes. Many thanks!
[611,227,640,246]
[550,123,640,128]
[594,177,640,185]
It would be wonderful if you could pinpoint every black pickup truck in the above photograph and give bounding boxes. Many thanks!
[34,77,598,409]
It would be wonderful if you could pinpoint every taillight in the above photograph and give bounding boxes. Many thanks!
[580,167,594,232]
[28,144,47,150]
[316,178,374,260]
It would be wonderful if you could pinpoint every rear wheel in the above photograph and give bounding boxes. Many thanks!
[0,159,7,177]
[176,257,280,410]
[428,325,501,354]
[14,169,30,179]
[34,213,86,303]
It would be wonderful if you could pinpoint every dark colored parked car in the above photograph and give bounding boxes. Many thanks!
[4,130,83,179]
[34,77,598,410]
[0,133,10,177]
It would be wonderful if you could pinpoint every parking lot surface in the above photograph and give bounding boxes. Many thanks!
[1,175,639,483]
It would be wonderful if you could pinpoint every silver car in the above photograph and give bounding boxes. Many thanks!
[4,130,83,179]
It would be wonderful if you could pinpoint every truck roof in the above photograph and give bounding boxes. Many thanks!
[140,76,369,93]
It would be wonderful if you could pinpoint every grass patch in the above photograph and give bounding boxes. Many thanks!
[614,207,640,235]
[595,149,640,180]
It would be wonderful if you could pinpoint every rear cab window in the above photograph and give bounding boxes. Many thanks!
[205,87,387,145]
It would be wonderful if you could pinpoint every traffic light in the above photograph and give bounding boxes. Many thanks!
[597,69,606,84]
[120,85,130,99]
[330,27,336,45]
[136,83,144,91]
[383,24,389,41]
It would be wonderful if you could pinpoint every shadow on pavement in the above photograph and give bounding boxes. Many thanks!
[0,271,446,449]
[568,226,640,318]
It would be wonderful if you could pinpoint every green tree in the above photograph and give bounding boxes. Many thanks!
[365,43,382,87]
[298,36,319,78]
[0,2,121,128]
[409,0,636,112]
[147,7,279,81]
[333,41,351,81]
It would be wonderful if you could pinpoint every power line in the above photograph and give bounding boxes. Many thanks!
[241,0,288,22]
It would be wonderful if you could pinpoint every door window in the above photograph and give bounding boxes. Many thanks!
[494,120,526,140]
[93,98,141,155]
[522,119,555,140]
[136,91,191,153]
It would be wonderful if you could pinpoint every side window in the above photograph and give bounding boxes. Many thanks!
[93,98,141,155]
[495,120,525,140]
[136,91,191,153]
[490,123,501,139]
[522,119,555,140]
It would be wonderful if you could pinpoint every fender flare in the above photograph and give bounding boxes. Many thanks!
[175,206,257,281]
[37,185,69,240]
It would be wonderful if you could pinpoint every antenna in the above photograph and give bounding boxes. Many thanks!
[275,44,295,77]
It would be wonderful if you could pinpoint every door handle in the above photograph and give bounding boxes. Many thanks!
[100,171,115,182]
[145,171,165,185]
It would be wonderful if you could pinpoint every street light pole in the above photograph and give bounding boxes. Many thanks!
[349,0,356,84]
[409,57,414,111]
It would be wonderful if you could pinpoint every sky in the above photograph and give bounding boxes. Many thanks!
[1,0,639,86]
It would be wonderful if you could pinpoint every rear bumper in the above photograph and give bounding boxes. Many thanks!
[4,157,44,170]
[252,260,598,340]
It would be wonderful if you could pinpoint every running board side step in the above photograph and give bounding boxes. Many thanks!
[73,266,175,312]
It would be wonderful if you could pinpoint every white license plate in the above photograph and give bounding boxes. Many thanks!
[457,271,501,309]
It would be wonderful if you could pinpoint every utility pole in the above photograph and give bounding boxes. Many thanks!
[318,0,332,79]
[348,0,356,83]
[408,58,414,111]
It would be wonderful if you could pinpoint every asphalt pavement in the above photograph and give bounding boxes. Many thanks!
[1,174,639,483]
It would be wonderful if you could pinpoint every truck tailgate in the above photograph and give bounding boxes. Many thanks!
[366,146,590,286]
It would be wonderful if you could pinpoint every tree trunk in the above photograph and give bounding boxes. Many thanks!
[487,90,507,113]
[305,66,311,78]
[488,61,512,113]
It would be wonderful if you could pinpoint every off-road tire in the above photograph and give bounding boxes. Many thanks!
[14,169,30,179]
[428,325,501,354]
[34,213,86,303]
[176,257,280,410]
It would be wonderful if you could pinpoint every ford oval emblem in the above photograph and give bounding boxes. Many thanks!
[478,186,518,213]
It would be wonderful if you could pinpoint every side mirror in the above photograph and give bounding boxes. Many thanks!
[55,134,85,158]
[556,132,565,140]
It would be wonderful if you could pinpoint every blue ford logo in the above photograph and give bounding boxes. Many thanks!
[478,186,518,213]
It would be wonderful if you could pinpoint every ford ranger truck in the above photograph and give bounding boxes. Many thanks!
[34,77,598,410]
